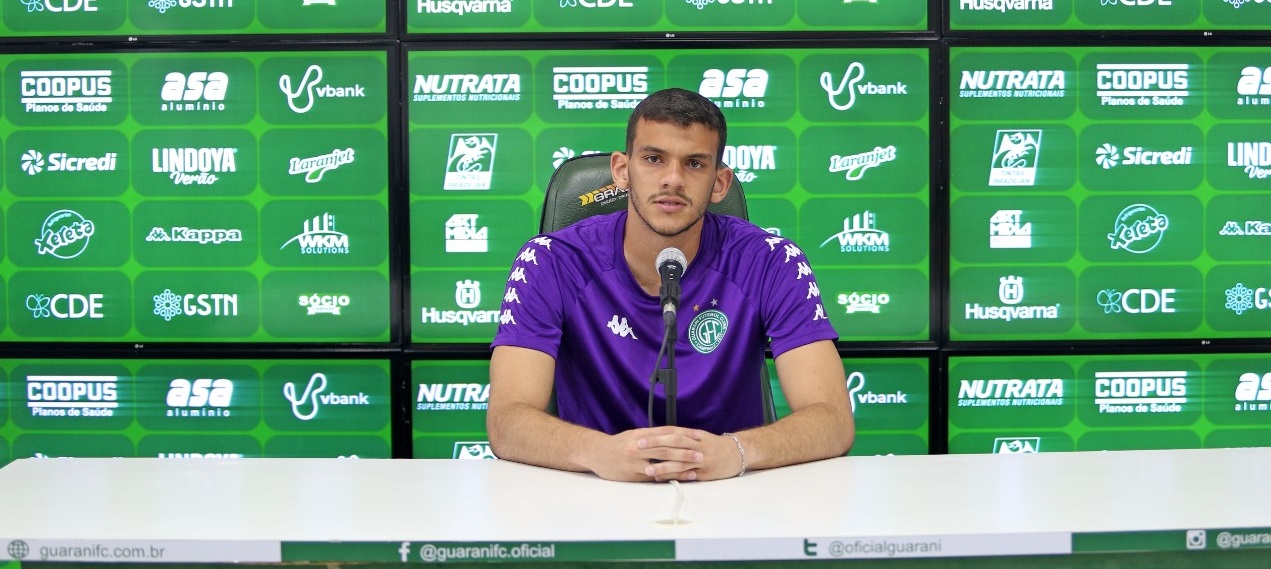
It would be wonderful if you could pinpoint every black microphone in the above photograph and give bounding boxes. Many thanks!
[656,247,687,328]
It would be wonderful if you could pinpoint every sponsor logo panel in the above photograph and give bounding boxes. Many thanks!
[1074,0,1200,26]
[259,128,386,196]
[7,129,128,197]
[9,270,131,338]
[259,0,387,30]
[1204,0,1271,26]
[133,200,256,268]
[949,267,1076,339]
[407,54,533,124]
[13,434,134,459]
[134,363,261,432]
[0,3,127,36]
[799,52,929,123]
[1078,123,1203,192]
[949,0,1067,27]
[665,54,796,121]
[820,268,928,340]
[409,128,532,196]
[264,434,390,459]
[409,199,535,268]
[410,269,508,342]
[1076,361,1201,427]
[1077,265,1203,335]
[260,270,390,340]
[718,125,797,195]
[129,56,257,126]
[5,59,128,125]
[260,200,388,268]
[138,435,262,459]
[800,197,929,268]
[1208,265,1271,333]
[948,124,1077,192]
[1205,359,1271,427]
[842,361,929,431]
[947,432,1075,454]
[950,50,1076,120]
[1076,429,1201,451]
[1079,53,1203,120]
[133,270,259,339]
[799,125,928,195]
[947,358,1076,430]
[131,129,256,196]
[535,54,662,123]
[8,201,131,268]
[407,0,528,30]
[262,363,390,433]
[11,363,132,429]
[1077,195,1203,263]
[130,0,254,30]
[260,55,387,125]
[664,0,796,26]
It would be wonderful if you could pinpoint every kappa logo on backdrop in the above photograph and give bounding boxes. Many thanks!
[958,69,1066,99]
[1094,143,1193,169]
[1095,63,1189,107]
[35,209,95,260]
[444,214,489,252]
[989,210,1032,249]
[160,71,229,113]
[845,371,910,414]
[282,373,370,421]
[552,66,648,110]
[20,149,118,176]
[1227,141,1271,180]
[723,144,776,184]
[419,280,500,326]
[964,275,1061,322]
[836,292,890,314]
[152,289,239,321]
[989,130,1042,186]
[152,147,237,186]
[1220,220,1271,236]
[281,213,349,255]
[1107,204,1169,254]
[289,148,355,184]
[698,69,769,108]
[278,65,366,114]
[26,375,118,418]
[819,62,909,111]
[828,145,896,181]
[820,211,890,253]
[166,378,234,418]
[146,226,243,244]
[19,69,112,114]
[412,74,521,102]
[445,134,497,190]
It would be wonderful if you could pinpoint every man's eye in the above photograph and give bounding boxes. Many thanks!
[688,160,704,169]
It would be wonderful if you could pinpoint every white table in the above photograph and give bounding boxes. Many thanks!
[1,448,1269,564]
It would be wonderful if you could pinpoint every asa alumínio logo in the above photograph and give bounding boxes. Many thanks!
[1237,66,1271,104]
[278,64,366,114]
[444,213,488,253]
[166,378,233,418]
[958,69,1066,99]
[688,309,728,354]
[820,62,909,111]
[34,209,95,260]
[1235,372,1271,412]
[989,130,1042,186]
[837,291,890,314]
[19,69,112,114]
[820,211,890,253]
[281,213,349,255]
[828,145,896,181]
[159,71,229,113]
[445,134,497,190]
[1107,203,1169,254]
[698,68,768,108]
[1095,63,1189,107]
[551,66,648,110]
[989,210,1031,249]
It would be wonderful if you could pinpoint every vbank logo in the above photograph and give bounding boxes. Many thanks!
[820,62,908,111]
[282,372,370,421]
[278,65,366,114]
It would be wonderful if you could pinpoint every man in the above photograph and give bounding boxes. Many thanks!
[487,88,853,482]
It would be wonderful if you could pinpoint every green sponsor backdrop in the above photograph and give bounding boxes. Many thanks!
[0,0,385,37]
[950,47,1271,341]
[948,353,1271,454]
[407,46,932,344]
[0,358,391,468]
[0,50,390,342]
[949,0,1271,30]
[412,357,929,458]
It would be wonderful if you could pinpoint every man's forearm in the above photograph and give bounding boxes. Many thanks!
[487,401,607,473]
[731,401,854,472]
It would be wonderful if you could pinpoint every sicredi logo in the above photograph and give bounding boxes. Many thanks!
[419,0,513,14]
[281,213,349,255]
[152,147,237,186]
[723,144,776,184]
[413,74,521,102]
[160,71,229,113]
[166,378,233,418]
[964,275,1061,322]
[989,130,1042,186]
[820,62,909,111]
[993,437,1040,453]
[1095,143,1192,169]
[699,69,768,109]
[35,209,95,260]
[416,382,489,410]
[1227,142,1271,180]
[282,372,370,421]
[453,442,497,460]
[1096,288,1176,314]
[956,377,1064,407]
[844,371,909,414]
[1235,372,1271,412]
[420,280,500,326]
[19,69,111,113]
[990,210,1032,249]
[828,145,896,181]
[289,148,355,184]
[1237,66,1271,106]
[146,226,242,245]
[1220,220,1271,236]
[19,0,99,12]
[278,65,366,114]
[445,134,497,190]
[836,292,890,314]
[20,149,117,175]
[958,69,1066,99]
[1107,203,1169,254]
[299,294,349,316]
[149,0,234,14]
[1093,370,1187,414]
[26,375,118,418]
[152,289,238,321]
[551,66,648,110]
[820,211,890,253]
[25,293,103,319]
[445,213,488,252]
[552,147,605,170]
[1095,63,1189,107]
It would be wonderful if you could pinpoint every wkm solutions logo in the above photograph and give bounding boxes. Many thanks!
[281,213,349,255]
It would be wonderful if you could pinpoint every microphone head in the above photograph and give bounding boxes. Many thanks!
[655,247,688,278]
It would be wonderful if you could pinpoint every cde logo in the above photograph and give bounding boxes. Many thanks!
[699,69,768,108]
[166,378,233,418]
[559,0,633,8]
[278,65,366,114]
[18,0,98,13]
[25,293,103,319]
[1096,287,1176,314]
[19,69,111,114]
[820,210,889,253]
[160,71,229,113]
[819,62,909,112]
[1107,203,1169,254]
[34,209,95,260]
[445,134,497,191]
[281,213,349,255]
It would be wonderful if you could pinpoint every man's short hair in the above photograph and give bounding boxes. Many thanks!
[625,88,728,164]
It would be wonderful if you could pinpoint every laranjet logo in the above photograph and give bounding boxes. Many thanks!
[152,147,237,186]
[20,149,117,176]
[1235,372,1271,412]
[828,145,896,181]
[35,209,95,260]
[413,73,521,102]
[419,0,513,14]
[1094,143,1192,169]
[25,293,103,319]
[20,69,112,113]
[836,292,889,314]
[417,382,489,411]
[420,280,500,326]
[699,69,769,109]
[1107,204,1168,254]
[957,377,1064,407]
[958,69,1065,99]
[989,130,1042,186]
[1095,63,1189,107]
[152,289,239,321]
[1220,220,1271,236]
[820,62,909,111]
[299,294,349,316]
[993,437,1040,453]
[1237,66,1271,106]
[146,226,242,245]
[453,442,497,459]
[149,0,235,14]
[845,371,909,414]
[1227,141,1271,180]
[820,211,890,253]
[445,134,497,190]
[1096,287,1177,314]
[166,378,233,418]
[990,210,1032,249]
[1094,370,1187,414]
[281,213,349,255]
[289,148,354,184]
[445,213,489,253]
[723,144,776,184]
[964,275,1061,322]
[278,65,366,114]
[552,66,648,110]
[27,375,118,418]
[282,372,370,421]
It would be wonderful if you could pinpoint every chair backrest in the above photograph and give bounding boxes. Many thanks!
[540,152,775,425]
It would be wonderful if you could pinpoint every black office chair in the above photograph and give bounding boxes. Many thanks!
[540,153,776,425]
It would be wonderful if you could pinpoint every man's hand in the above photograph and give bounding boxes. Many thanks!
[582,427,745,482]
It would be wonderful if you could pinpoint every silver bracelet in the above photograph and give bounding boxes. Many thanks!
[722,432,746,477]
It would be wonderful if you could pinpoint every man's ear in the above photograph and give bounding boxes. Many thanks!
[611,151,629,188]
[710,165,734,204]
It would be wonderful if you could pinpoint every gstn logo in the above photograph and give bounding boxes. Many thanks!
[149,0,234,14]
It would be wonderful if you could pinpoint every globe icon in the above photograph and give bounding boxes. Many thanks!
[8,540,30,559]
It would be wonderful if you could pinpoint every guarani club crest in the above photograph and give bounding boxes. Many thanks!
[688,307,728,354]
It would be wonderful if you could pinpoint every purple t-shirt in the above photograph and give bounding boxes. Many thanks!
[491,211,837,435]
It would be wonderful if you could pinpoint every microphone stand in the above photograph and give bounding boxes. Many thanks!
[656,309,678,427]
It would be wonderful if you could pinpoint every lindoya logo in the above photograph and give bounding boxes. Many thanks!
[282,372,370,421]
[34,209,95,260]
[278,65,366,114]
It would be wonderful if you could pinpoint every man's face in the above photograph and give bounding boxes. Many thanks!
[613,118,732,239]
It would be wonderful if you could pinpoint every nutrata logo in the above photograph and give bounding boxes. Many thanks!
[958,69,1066,99]
[26,375,118,418]
[453,442,497,459]
[445,134,497,190]
[1095,63,1189,107]
[820,211,890,253]
[819,62,909,111]
[153,147,237,186]
[299,294,349,316]
[420,280,500,326]
[146,226,242,244]
[836,291,890,314]
[1227,142,1271,180]
[989,130,1042,186]
[1237,66,1271,106]
[1235,372,1271,412]
[845,371,909,414]
[964,275,1061,322]
[1094,143,1193,169]
[1108,204,1168,254]
[552,66,648,110]
[20,149,117,175]
[1094,371,1187,414]
[723,144,776,184]
[281,213,349,255]
[699,69,769,108]
[282,372,370,421]
[417,383,489,411]
[152,289,239,321]
[412,73,521,102]
[160,71,228,113]
[957,377,1064,407]
[289,148,355,184]
[993,437,1040,453]
[166,378,233,418]
[828,145,896,181]
[1096,288,1177,314]
[278,65,366,114]
[1220,220,1271,236]
[444,213,488,253]
[149,0,235,14]
[990,210,1032,249]
[25,293,103,319]
[34,209,95,260]
[19,69,111,113]
[419,0,512,14]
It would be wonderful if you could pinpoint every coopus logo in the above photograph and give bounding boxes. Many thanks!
[990,210,1032,249]
[1108,204,1168,254]
[278,65,366,114]
[1095,63,1189,107]
[153,147,237,186]
[160,71,229,113]
[552,66,648,110]
[149,0,234,14]
[1096,288,1176,314]
[1094,370,1187,414]
[445,213,489,253]
[989,130,1042,186]
[27,375,118,418]
[152,289,239,321]
[34,209,95,259]
[820,211,890,253]
[723,144,776,184]
[958,69,1066,99]
[20,69,111,113]
[166,378,233,418]
[282,372,370,421]
[417,382,489,411]
[964,275,1061,322]
[20,148,117,175]
[1227,142,1271,180]
[820,62,908,111]
[1095,143,1192,169]
[420,280,500,326]
[828,145,896,181]
[281,213,349,255]
[699,69,768,108]
[445,134,497,190]
[413,73,521,102]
